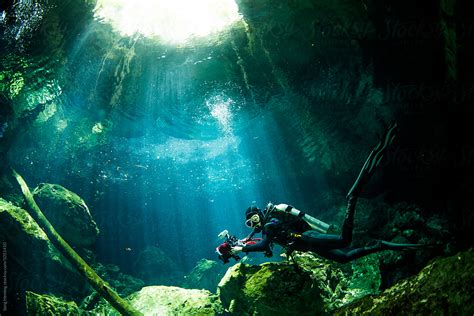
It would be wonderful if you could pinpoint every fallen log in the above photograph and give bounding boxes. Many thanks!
[12,169,142,316]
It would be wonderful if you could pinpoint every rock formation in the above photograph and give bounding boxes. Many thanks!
[334,250,474,315]
[33,183,99,247]
[0,198,89,314]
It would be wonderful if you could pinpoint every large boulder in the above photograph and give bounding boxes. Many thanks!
[93,286,224,315]
[217,262,325,315]
[0,198,90,314]
[334,250,474,315]
[217,252,382,315]
[183,259,227,293]
[132,246,183,285]
[33,183,99,247]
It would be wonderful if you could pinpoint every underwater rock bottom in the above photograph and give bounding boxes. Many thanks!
[23,249,474,315]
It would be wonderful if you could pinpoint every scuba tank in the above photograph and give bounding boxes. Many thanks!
[300,213,330,233]
[265,203,330,234]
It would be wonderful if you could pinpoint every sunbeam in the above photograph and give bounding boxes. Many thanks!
[94,0,242,44]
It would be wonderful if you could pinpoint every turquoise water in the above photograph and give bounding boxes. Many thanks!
[1,0,339,273]
[1,0,473,315]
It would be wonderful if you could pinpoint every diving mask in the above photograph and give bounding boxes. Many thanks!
[245,214,261,228]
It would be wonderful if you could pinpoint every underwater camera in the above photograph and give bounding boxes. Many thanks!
[215,230,260,264]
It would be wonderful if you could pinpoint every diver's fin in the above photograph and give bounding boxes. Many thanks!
[347,121,398,198]
[380,240,427,251]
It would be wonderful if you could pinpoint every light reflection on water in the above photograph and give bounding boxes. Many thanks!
[93,0,242,44]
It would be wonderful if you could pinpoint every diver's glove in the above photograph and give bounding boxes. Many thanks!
[230,246,243,254]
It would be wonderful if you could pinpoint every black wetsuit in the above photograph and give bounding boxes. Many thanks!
[242,196,380,263]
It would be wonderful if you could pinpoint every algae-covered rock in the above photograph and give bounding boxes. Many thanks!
[183,259,227,293]
[334,250,474,315]
[218,262,325,315]
[0,198,49,243]
[0,198,89,314]
[33,183,99,247]
[0,199,90,286]
[291,252,381,311]
[215,251,383,315]
[93,286,224,315]
[26,291,82,316]
[132,246,183,285]
[344,254,381,300]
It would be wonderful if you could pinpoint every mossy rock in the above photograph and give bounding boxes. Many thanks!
[26,291,82,316]
[0,198,90,314]
[0,198,49,242]
[218,262,324,315]
[0,197,78,273]
[334,250,474,315]
[93,286,224,315]
[291,252,381,311]
[33,183,99,247]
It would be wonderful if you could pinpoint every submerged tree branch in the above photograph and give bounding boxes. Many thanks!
[11,169,142,316]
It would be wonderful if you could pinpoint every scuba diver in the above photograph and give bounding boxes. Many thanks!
[230,122,424,263]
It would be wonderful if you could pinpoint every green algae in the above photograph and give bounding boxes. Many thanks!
[26,291,81,316]
[93,286,224,316]
[218,262,324,315]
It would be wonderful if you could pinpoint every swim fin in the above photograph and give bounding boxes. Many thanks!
[380,240,427,251]
[347,121,398,198]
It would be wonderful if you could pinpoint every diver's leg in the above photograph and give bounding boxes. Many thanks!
[341,123,397,248]
[315,244,386,263]
[299,124,398,252]
[318,240,426,264]
[296,231,347,250]
[346,122,398,198]
[325,245,385,263]
[340,195,357,246]
[295,196,358,250]
[337,122,398,250]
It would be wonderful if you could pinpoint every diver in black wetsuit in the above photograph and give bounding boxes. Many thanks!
[230,122,424,263]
